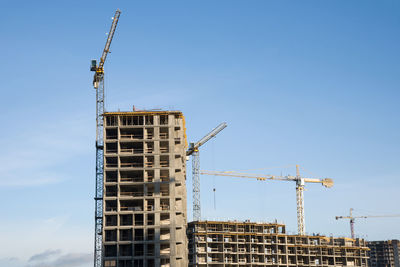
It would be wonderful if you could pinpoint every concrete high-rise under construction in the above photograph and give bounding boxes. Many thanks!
[102,111,188,267]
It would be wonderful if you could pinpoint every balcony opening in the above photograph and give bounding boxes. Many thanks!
[118,260,133,267]
[160,115,168,125]
[120,156,143,168]
[104,260,116,267]
[160,184,169,197]
[120,128,143,140]
[105,185,117,197]
[147,228,155,241]
[134,214,144,226]
[105,171,117,183]
[120,229,133,241]
[105,157,118,168]
[145,115,154,125]
[144,156,154,168]
[105,229,117,242]
[120,170,143,183]
[160,228,170,240]
[106,116,117,126]
[146,184,155,196]
[104,244,117,257]
[105,215,117,226]
[146,199,154,211]
[160,199,169,211]
[160,127,169,139]
[120,199,143,211]
[160,155,169,167]
[145,142,154,153]
[147,244,155,256]
[105,200,117,212]
[145,128,154,139]
[134,230,144,241]
[105,142,117,154]
[133,260,143,267]
[145,170,154,182]
[121,116,143,126]
[120,185,143,197]
[119,244,132,256]
[147,213,154,225]
[160,141,169,153]
[120,214,132,226]
[160,213,170,225]
[147,259,155,267]
[120,142,143,154]
[160,170,170,182]
[106,128,117,139]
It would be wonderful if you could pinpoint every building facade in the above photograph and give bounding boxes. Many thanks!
[188,220,369,267]
[102,111,188,267]
[368,240,400,267]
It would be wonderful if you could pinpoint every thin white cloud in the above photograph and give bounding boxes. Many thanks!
[29,250,62,262]
[0,257,25,267]
[42,252,92,267]
[27,250,92,267]
[0,113,92,187]
[0,171,64,187]
[1,249,93,267]
[41,215,70,233]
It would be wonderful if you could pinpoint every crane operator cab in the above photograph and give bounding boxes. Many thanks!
[90,60,97,72]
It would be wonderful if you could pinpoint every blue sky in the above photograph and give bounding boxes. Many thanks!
[1,1,399,266]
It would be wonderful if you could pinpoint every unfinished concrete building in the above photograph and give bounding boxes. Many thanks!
[102,111,188,267]
[368,240,400,267]
[188,220,369,267]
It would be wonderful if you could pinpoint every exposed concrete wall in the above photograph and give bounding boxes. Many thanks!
[102,111,188,267]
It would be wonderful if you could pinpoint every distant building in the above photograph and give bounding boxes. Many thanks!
[368,240,400,267]
[102,111,188,267]
[188,220,369,266]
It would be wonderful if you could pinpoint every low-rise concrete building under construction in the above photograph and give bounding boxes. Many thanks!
[368,240,400,267]
[188,220,369,267]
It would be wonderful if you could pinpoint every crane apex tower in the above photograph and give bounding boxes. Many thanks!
[102,110,188,267]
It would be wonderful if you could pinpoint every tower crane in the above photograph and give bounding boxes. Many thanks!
[90,9,121,267]
[335,208,400,239]
[187,122,227,221]
[201,165,333,235]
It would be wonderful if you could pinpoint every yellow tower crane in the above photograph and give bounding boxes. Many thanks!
[336,208,400,239]
[201,165,333,235]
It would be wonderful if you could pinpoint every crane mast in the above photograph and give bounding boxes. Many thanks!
[187,122,227,221]
[201,165,333,235]
[296,166,306,235]
[90,9,121,267]
[336,208,400,239]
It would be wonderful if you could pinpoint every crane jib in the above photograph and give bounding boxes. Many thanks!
[98,9,121,70]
